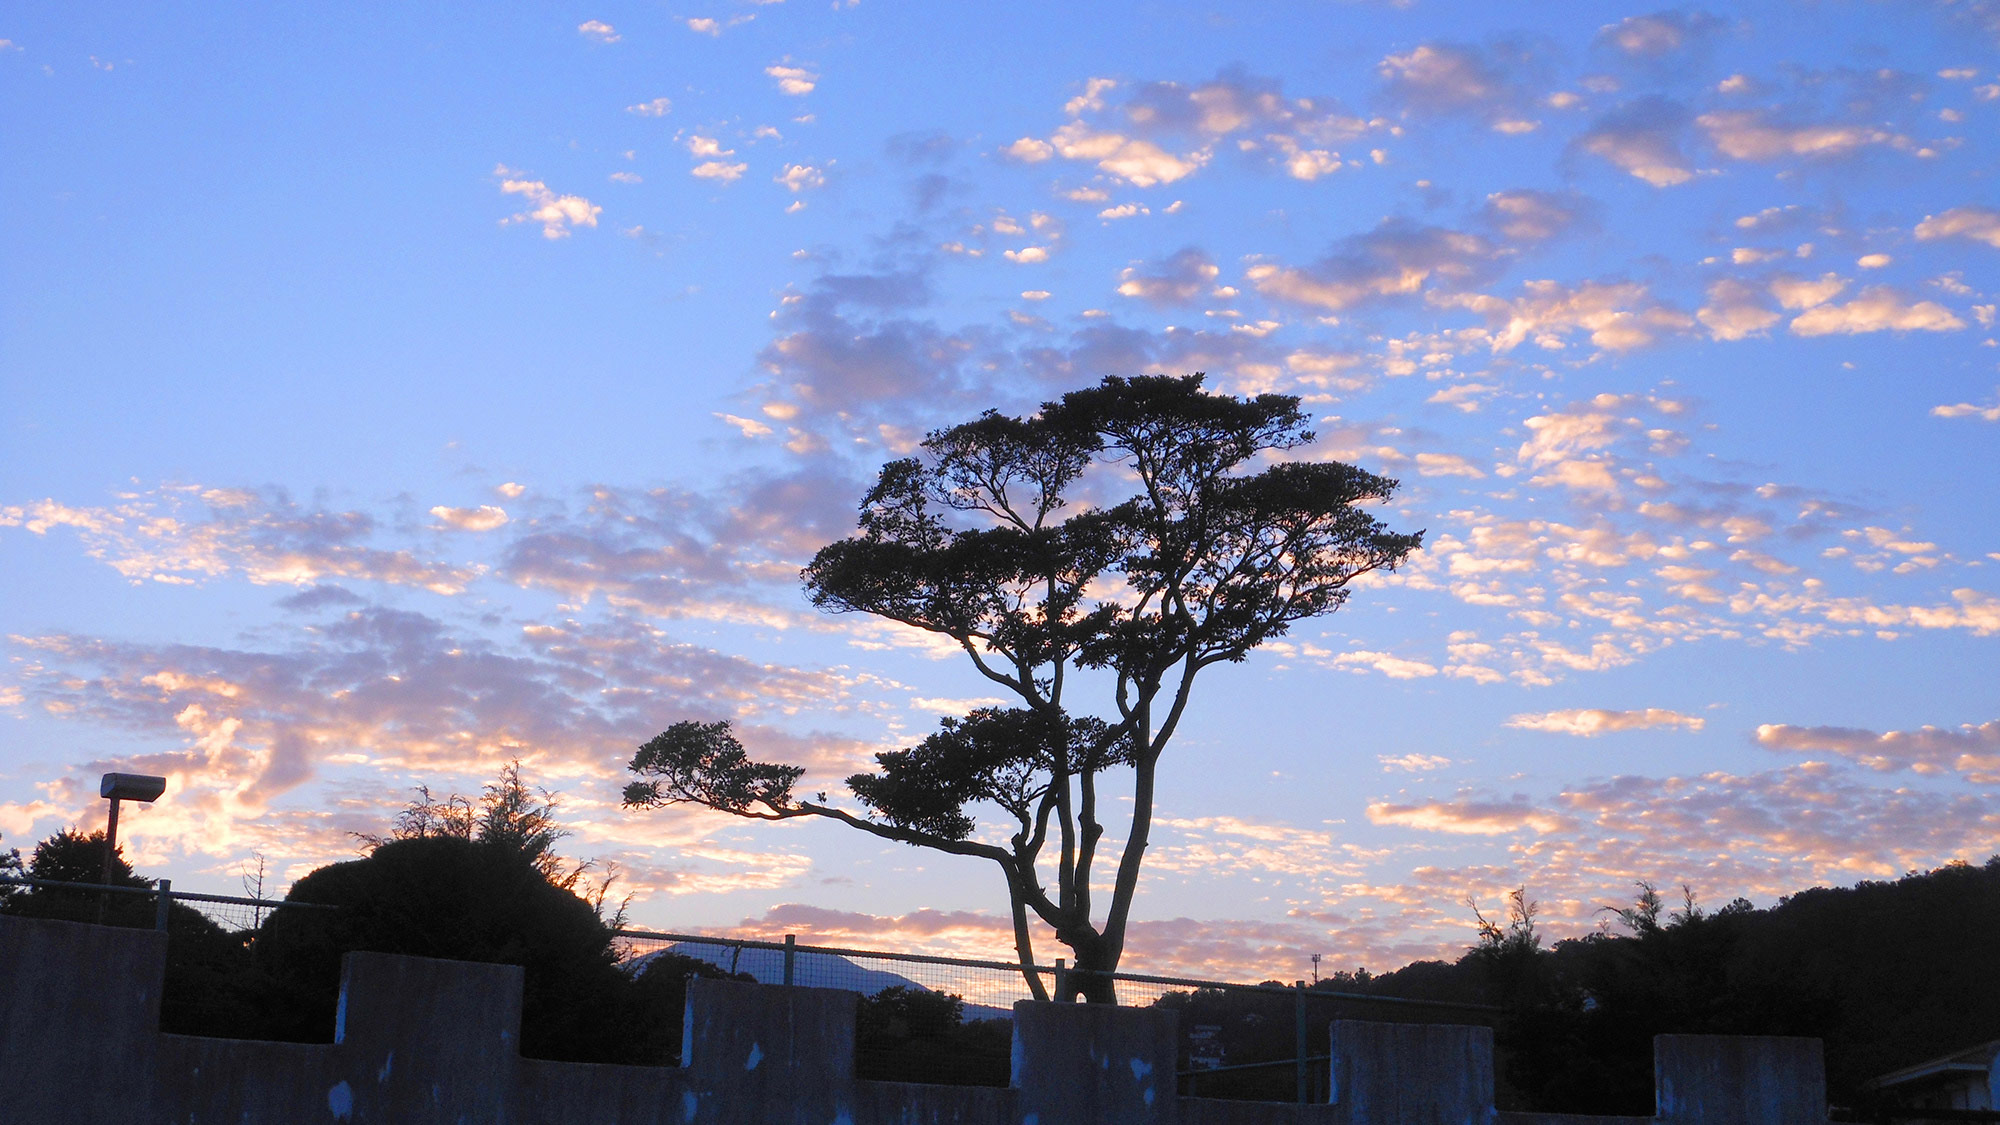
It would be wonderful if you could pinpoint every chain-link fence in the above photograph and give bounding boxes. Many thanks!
[0,873,327,934]
[614,928,1497,1099]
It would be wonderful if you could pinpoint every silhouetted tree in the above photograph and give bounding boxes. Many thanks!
[856,986,1012,1087]
[258,834,637,1059]
[0,833,19,906]
[357,760,627,924]
[627,374,1421,1000]
[257,765,651,1060]
[1,827,151,924]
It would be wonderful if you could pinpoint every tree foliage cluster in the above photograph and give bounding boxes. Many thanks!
[855,985,1013,1087]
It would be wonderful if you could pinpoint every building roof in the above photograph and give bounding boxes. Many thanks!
[1863,1041,2000,1092]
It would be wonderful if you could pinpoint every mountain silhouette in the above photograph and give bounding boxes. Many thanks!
[632,943,1014,1021]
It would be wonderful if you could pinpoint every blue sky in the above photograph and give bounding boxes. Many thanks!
[4,0,1999,978]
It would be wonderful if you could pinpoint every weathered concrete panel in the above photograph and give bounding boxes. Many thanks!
[851,1078,1015,1123]
[1011,1000,1180,1125]
[1653,1035,1825,1125]
[682,976,857,1125]
[1181,1097,1342,1124]
[1496,1104,1648,1112]
[1328,1019,1495,1125]
[516,1056,692,1125]
[155,1034,336,1124]
[0,914,166,1125]
[329,951,526,1124]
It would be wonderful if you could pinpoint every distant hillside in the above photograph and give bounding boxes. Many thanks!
[632,944,1015,1022]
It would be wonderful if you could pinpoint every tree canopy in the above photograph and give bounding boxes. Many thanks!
[245,764,737,1061]
[627,374,1421,1000]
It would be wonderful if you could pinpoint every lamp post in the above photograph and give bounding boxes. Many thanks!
[98,773,166,919]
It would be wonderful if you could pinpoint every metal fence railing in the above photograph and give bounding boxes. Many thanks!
[0,873,330,933]
[613,928,1498,1100]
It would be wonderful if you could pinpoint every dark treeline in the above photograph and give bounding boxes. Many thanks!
[1265,860,2000,1114]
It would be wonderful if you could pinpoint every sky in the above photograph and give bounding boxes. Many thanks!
[4,0,1999,982]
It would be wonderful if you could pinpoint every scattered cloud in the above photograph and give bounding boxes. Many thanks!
[1442,278,1694,354]
[1380,754,1453,772]
[1758,719,2000,781]
[2,486,479,593]
[1333,650,1440,679]
[1916,206,2000,249]
[626,97,672,117]
[1932,391,2000,422]
[1789,286,1965,336]
[767,64,818,96]
[1697,278,1781,340]
[1478,189,1593,244]
[496,167,601,239]
[1368,797,1575,835]
[1575,96,1695,186]
[1047,121,1208,188]
[684,15,761,36]
[428,505,510,532]
[1247,219,1495,313]
[1698,110,1907,162]
[1415,452,1487,479]
[1597,10,1725,58]
[1508,708,1705,736]
[1377,41,1538,128]
[1115,247,1219,306]
[776,164,825,192]
[1001,137,1054,163]
[576,20,619,43]
[693,162,748,182]
[1013,70,1375,187]
[4,608,865,865]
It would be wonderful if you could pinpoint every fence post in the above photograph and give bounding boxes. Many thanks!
[783,933,796,986]
[1295,979,1309,1103]
[1054,958,1067,1001]
[155,879,172,932]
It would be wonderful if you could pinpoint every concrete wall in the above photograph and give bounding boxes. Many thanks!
[0,913,1829,1125]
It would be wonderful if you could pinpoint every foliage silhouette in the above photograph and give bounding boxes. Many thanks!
[627,374,1421,1000]
[855,986,1012,1087]
[252,766,690,1061]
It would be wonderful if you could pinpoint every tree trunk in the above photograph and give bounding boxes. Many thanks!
[1058,929,1119,1004]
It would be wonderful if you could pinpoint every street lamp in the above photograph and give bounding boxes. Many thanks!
[99,772,166,887]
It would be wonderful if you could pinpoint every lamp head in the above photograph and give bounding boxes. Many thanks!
[100,773,167,802]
